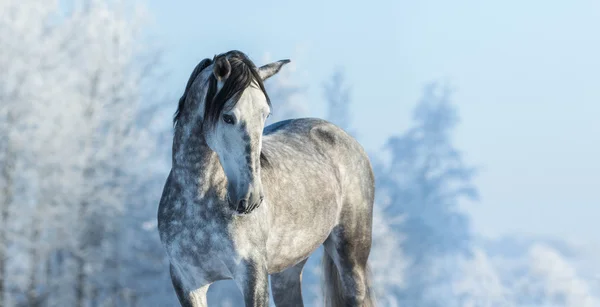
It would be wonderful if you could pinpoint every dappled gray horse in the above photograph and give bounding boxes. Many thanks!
[158,50,375,307]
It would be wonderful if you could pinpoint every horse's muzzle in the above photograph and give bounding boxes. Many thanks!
[232,193,263,214]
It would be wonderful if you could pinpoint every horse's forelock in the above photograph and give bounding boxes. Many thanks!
[173,51,271,130]
[203,51,271,129]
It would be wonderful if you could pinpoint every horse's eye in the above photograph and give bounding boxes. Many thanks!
[222,114,235,125]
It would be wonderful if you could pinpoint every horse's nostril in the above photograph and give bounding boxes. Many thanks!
[237,199,247,213]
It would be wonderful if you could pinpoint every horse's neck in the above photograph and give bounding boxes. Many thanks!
[171,121,225,193]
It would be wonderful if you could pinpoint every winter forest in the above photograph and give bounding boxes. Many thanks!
[1,1,599,306]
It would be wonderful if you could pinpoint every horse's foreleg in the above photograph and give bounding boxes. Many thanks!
[234,259,269,307]
[270,259,307,307]
[170,264,210,307]
[170,265,194,307]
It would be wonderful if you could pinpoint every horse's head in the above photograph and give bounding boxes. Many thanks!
[175,50,289,213]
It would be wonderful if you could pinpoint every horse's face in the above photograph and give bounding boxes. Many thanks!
[206,84,269,213]
[203,55,290,214]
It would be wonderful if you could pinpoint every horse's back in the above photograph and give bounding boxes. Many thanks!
[267,117,376,236]
[263,117,374,198]
[263,118,368,162]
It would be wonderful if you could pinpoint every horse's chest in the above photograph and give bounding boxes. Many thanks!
[161,213,237,279]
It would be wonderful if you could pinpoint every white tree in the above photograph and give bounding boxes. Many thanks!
[369,202,407,307]
[323,68,353,135]
[0,1,78,304]
[433,241,600,307]
[320,69,408,306]
[447,248,511,307]
[512,244,600,307]
[0,0,159,306]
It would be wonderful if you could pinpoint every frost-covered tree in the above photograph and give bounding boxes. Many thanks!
[0,0,163,306]
[323,68,354,136]
[368,203,408,306]
[443,248,510,307]
[0,1,80,304]
[375,82,479,305]
[512,244,600,306]
[320,68,408,305]
[443,242,600,306]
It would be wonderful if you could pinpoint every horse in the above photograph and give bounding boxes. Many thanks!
[157,50,375,307]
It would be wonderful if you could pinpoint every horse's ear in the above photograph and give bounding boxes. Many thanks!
[213,56,231,82]
[258,59,291,81]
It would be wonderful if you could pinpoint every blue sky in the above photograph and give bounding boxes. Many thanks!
[146,0,600,243]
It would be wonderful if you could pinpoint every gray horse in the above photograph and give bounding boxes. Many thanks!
[158,50,375,307]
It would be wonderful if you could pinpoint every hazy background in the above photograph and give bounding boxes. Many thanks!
[1,0,599,306]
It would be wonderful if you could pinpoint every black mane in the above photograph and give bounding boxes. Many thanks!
[173,50,271,128]
[172,58,212,127]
